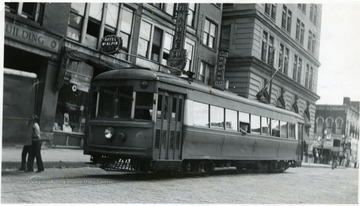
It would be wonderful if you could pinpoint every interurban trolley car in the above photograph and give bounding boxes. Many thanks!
[84,67,304,174]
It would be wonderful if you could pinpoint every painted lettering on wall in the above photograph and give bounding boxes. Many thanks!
[5,21,60,53]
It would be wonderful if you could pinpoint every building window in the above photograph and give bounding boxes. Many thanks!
[305,64,310,88]
[5,2,45,24]
[335,118,343,134]
[292,54,298,81]
[298,4,306,14]
[296,19,305,45]
[67,3,134,59]
[67,3,86,41]
[308,30,313,51]
[187,3,195,27]
[310,4,318,25]
[185,41,194,71]
[203,19,217,49]
[264,4,276,20]
[281,5,292,34]
[138,20,152,58]
[278,44,284,70]
[326,118,333,133]
[297,58,302,83]
[278,44,290,75]
[312,33,316,53]
[261,31,275,66]
[151,27,163,62]
[316,117,323,133]
[198,61,213,85]
[309,66,313,90]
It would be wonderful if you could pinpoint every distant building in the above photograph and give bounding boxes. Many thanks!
[4,3,222,146]
[314,97,360,166]
[221,4,322,158]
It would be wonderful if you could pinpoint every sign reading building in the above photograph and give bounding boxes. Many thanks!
[101,35,122,54]
[214,51,229,90]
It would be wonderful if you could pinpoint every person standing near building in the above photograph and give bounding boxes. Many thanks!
[26,115,44,173]
[331,151,338,169]
[18,145,31,171]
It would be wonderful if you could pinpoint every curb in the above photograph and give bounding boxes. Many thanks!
[2,161,89,170]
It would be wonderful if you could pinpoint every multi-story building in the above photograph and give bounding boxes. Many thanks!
[221,4,322,159]
[4,3,222,146]
[314,97,360,166]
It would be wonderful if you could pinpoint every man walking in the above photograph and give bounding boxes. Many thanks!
[26,115,44,173]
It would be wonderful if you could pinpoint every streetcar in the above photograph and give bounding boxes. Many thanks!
[84,67,304,174]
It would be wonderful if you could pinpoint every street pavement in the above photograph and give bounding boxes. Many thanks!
[1,145,343,171]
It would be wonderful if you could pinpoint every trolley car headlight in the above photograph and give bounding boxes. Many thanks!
[104,127,115,139]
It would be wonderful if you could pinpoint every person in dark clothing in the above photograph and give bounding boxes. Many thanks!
[26,115,44,173]
[18,145,31,171]
[331,151,339,169]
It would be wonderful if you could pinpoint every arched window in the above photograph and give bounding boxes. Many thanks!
[335,118,343,134]
[316,117,323,133]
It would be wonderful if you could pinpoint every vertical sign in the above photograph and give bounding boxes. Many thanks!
[214,51,228,90]
[167,3,189,73]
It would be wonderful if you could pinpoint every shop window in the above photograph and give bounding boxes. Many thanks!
[251,115,261,134]
[5,2,44,24]
[280,121,288,138]
[261,117,271,135]
[193,102,209,127]
[225,109,237,131]
[239,112,250,133]
[210,105,224,129]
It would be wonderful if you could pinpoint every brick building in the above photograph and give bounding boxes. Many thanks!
[4,3,222,146]
[314,97,360,166]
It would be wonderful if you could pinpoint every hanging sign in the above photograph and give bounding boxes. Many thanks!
[214,51,229,90]
[101,35,122,54]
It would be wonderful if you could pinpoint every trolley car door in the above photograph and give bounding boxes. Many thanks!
[155,90,184,160]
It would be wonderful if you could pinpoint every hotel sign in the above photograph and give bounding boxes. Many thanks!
[5,21,60,53]
[214,51,229,90]
[101,35,122,54]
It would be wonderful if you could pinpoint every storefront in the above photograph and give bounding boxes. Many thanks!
[52,42,132,147]
[4,14,62,144]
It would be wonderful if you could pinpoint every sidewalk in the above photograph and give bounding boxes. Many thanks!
[1,145,90,170]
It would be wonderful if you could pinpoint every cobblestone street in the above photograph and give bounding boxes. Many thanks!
[1,166,358,204]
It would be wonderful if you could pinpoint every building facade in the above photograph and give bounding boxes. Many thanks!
[4,3,222,146]
[314,97,360,166]
[221,4,322,158]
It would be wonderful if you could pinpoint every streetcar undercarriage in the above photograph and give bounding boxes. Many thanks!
[89,155,298,175]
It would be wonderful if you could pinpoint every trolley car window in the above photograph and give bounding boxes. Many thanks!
[261,117,271,135]
[225,109,237,131]
[289,123,296,139]
[239,112,250,133]
[97,86,133,118]
[193,102,209,127]
[134,92,153,120]
[251,115,261,134]
[210,105,224,129]
[271,119,280,137]
[280,121,288,138]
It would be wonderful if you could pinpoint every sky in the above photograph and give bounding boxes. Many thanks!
[317,2,360,105]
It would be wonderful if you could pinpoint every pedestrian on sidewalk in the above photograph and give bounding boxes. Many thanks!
[26,115,44,173]
[18,145,31,171]
[331,151,338,170]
